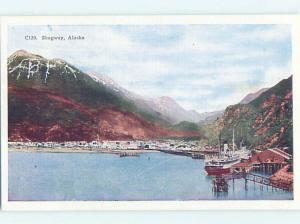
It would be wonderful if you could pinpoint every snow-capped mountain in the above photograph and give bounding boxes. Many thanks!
[88,73,204,124]
[8,50,203,142]
[8,49,219,127]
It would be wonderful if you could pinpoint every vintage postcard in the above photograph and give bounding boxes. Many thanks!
[1,15,300,210]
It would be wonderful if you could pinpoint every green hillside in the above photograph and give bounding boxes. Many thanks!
[8,50,168,125]
[172,121,200,132]
[200,76,293,152]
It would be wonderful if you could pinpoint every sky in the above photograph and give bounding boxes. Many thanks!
[8,24,292,113]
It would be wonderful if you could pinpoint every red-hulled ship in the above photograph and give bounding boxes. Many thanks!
[204,129,242,176]
[204,154,241,175]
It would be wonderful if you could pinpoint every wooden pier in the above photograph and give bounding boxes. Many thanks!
[159,149,205,159]
[250,148,291,174]
[245,173,292,191]
[191,152,205,159]
[159,149,191,157]
[252,162,286,174]
[119,152,140,157]
[212,176,229,192]
[212,172,292,193]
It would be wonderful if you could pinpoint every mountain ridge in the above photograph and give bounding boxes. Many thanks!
[240,87,269,104]
[201,76,293,152]
[88,72,205,124]
[8,50,203,141]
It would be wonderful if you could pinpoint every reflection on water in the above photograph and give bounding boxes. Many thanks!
[8,151,293,201]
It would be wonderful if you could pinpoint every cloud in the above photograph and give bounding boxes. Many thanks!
[237,25,291,43]
[263,62,292,87]
[8,24,292,113]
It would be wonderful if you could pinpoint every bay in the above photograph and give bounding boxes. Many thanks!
[8,151,293,201]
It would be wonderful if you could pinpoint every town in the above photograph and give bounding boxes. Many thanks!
[8,139,203,152]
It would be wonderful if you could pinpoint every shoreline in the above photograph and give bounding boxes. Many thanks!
[8,147,157,155]
[8,146,211,159]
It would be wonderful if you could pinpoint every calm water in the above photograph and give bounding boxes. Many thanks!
[9,151,293,201]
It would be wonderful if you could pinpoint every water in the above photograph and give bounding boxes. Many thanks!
[8,151,293,201]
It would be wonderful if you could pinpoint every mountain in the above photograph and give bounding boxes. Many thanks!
[198,110,224,125]
[8,50,202,141]
[240,88,269,104]
[89,73,203,124]
[172,121,200,132]
[200,76,293,152]
[144,96,203,124]
[89,73,140,100]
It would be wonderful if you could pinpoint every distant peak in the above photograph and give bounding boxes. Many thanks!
[240,87,269,104]
[158,96,174,101]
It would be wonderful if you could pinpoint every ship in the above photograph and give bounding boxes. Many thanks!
[204,153,241,175]
[204,129,244,176]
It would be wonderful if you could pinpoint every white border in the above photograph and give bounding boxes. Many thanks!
[1,15,300,211]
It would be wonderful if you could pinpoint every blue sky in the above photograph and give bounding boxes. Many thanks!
[8,24,292,112]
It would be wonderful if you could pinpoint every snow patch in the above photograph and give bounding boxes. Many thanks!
[44,60,50,83]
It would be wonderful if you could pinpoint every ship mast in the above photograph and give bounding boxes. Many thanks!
[232,129,235,153]
[218,133,221,158]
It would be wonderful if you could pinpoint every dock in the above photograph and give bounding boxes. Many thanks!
[119,152,140,157]
[231,148,291,174]
[191,152,205,159]
[212,171,293,193]
[159,149,205,159]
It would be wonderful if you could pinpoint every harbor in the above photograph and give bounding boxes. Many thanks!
[8,131,294,198]
[8,150,293,201]
[6,22,294,204]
